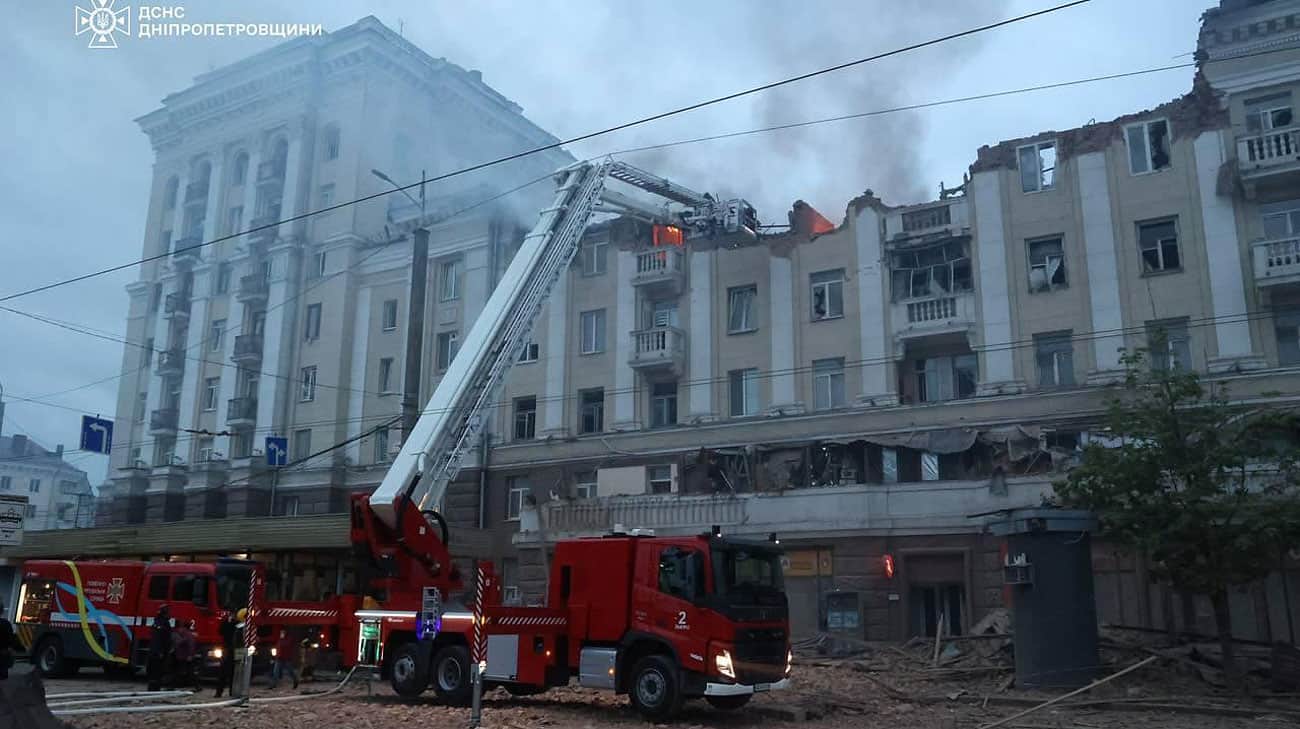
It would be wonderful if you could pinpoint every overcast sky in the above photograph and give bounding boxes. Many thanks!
[0,0,1204,487]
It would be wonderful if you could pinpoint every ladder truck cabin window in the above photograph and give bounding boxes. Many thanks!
[326,161,787,720]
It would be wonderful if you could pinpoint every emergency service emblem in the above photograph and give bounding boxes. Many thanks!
[106,577,126,604]
[74,0,132,49]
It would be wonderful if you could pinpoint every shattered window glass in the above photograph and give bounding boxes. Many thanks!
[1027,236,1067,291]
[890,240,972,301]
[1138,219,1180,273]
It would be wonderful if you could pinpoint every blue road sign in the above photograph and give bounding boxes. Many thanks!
[79,416,113,455]
[265,436,288,467]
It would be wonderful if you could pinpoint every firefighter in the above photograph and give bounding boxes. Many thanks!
[172,620,201,692]
[0,600,19,680]
[146,605,173,691]
[213,612,238,698]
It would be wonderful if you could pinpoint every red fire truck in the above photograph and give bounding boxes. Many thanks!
[13,558,259,677]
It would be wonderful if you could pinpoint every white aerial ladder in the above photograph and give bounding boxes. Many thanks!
[367,160,758,531]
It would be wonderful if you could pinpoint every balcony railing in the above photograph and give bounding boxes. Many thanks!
[237,273,269,301]
[632,248,686,296]
[1253,237,1300,286]
[171,235,202,266]
[232,334,264,363]
[227,396,258,425]
[1238,127,1300,171]
[891,291,975,340]
[155,348,185,377]
[247,208,282,242]
[149,408,178,433]
[629,326,685,373]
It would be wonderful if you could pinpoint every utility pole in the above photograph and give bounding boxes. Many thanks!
[371,169,428,443]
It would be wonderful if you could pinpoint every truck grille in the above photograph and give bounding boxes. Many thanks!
[733,628,786,684]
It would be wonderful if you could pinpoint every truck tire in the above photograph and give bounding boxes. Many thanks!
[431,644,472,706]
[390,642,429,698]
[706,694,751,711]
[34,637,75,678]
[628,654,684,721]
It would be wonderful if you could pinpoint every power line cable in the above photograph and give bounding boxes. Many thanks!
[0,0,1092,304]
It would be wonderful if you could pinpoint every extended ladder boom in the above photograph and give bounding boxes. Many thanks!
[367,161,756,531]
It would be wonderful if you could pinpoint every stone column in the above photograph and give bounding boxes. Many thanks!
[854,205,897,406]
[255,243,302,440]
[1194,131,1267,372]
[278,133,306,239]
[542,274,569,436]
[767,254,803,414]
[687,249,715,421]
[612,249,639,430]
[1076,152,1128,383]
[971,171,1026,396]
[346,284,372,465]
[175,268,211,453]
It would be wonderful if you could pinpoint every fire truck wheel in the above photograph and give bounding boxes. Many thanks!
[628,654,683,721]
[34,637,76,678]
[705,694,752,711]
[431,644,472,705]
[390,642,430,698]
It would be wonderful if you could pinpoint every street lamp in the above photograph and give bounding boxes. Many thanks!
[372,169,429,445]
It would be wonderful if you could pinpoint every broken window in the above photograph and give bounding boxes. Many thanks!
[1146,318,1191,372]
[1018,141,1056,193]
[1027,236,1067,291]
[1245,92,1293,133]
[1125,119,1171,175]
[1035,331,1075,387]
[812,358,846,410]
[1138,218,1180,273]
[728,285,758,333]
[810,269,844,320]
[902,205,951,232]
[914,355,978,403]
[890,240,972,301]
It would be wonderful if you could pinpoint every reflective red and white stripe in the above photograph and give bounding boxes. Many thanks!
[244,574,258,652]
[471,564,486,664]
[266,608,339,618]
[493,615,567,627]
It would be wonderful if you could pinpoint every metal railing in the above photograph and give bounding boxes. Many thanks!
[149,408,178,432]
[238,273,269,299]
[232,333,264,360]
[227,396,258,423]
[1253,237,1300,281]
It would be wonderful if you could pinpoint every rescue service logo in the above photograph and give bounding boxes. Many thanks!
[106,577,126,604]
[74,0,132,49]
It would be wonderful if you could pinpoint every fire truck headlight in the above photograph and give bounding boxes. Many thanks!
[786,650,793,676]
[715,649,735,680]
[270,647,278,658]
[210,647,223,660]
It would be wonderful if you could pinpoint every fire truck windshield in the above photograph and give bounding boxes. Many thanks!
[711,546,784,596]
[215,564,252,611]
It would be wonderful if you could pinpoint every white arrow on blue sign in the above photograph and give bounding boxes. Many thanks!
[265,436,288,467]
[79,416,114,455]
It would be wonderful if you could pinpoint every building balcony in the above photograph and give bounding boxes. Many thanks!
[231,334,264,365]
[516,476,1055,545]
[171,235,202,267]
[890,291,977,344]
[148,408,179,435]
[629,326,685,375]
[155,347,185,378]
[1237,127,1300,197]
[247,209,281,243]
[162,291,190,320]
[632,248,686,297]
[226,396,258,428]
[1253,237,1300,289]
[237,273,269,303]
[257,160,286,186]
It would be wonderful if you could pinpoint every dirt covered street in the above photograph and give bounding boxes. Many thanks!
[32,655,1300,729]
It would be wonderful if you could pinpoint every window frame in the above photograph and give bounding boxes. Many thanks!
[1034,331,1076,388]
[650,381,678,428]
[1027,235,1068,292]
[506,477,528,521]
[647,465,674,494]
[581,237,608,276]
[216,263,233,294]
[1125,118,1172,175]
[382,299,399,332]
[209,319,226,352]
[574,472,597,500]
[579,388,605,434]
[1017,140,1056,193]
[438,258,462,302]
[1276,310,1300,367]
[374,426,390,463]
[318,183,335,208]
[379,357,395,394]
[323,127,341,161]
[580,309,606,355]
[729,368,760,417]
[292,428,312,461]
[513,396,538,441]
[812,357,846,411]
[203,377,220,411]
[299,365,317,402]
[436,331,459,372]
[1137,217,1182,275]
[1146,318,1192,372]
[304,303,322,341]
[517,340,539,363]
[810,269,845,321]
[310,251,327,280]
[727,284,758,334]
